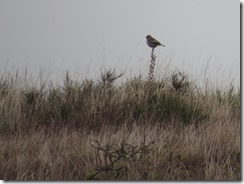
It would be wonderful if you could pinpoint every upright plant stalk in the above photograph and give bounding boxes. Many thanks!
[148,49,156,82]
[146,49,156,98]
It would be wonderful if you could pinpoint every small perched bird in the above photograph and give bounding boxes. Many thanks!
[146,35,165,49]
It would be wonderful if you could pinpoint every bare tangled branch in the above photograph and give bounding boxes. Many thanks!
[86,139,156,180]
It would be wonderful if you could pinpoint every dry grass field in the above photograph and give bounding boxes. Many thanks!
[0,69,240,180]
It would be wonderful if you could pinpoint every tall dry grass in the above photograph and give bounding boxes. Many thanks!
[0,69,240,180]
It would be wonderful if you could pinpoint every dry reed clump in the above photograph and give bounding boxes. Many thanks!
[0,68,240,180]
[0,69,213,133]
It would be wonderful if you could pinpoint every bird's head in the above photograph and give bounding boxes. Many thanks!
[146,35,152,39]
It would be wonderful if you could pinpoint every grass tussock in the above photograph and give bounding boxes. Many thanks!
[0,68,240,180]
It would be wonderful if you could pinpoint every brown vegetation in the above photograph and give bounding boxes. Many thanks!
[0,69,240,180]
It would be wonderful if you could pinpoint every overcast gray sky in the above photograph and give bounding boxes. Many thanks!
[0,0,240,87]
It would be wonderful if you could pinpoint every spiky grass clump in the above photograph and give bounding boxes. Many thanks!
[0,68,240,180]
[0,69,211,133]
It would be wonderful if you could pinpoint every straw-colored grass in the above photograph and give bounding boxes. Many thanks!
[0,69,240,180]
